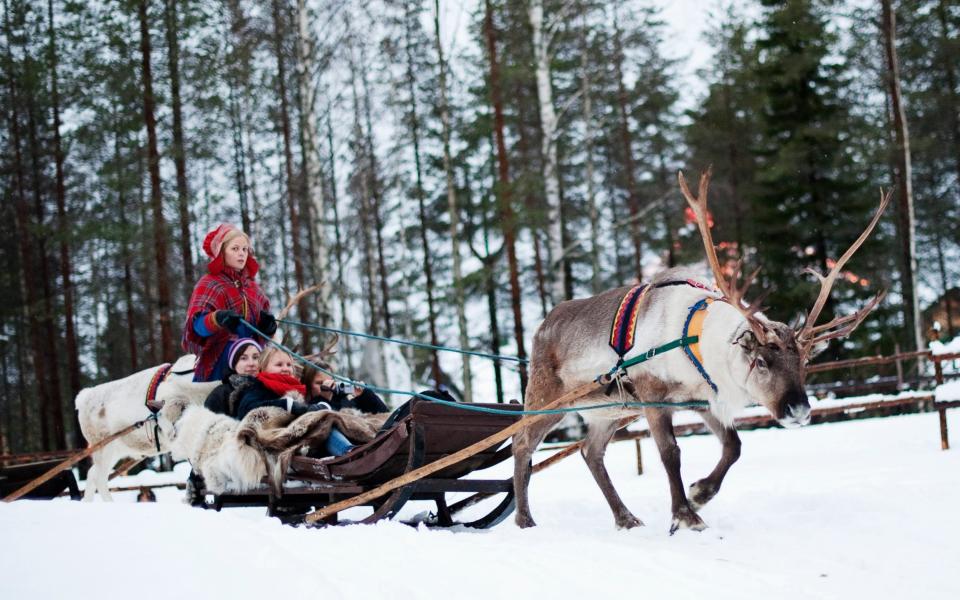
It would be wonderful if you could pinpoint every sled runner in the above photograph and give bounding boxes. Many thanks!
[199,399,522,528]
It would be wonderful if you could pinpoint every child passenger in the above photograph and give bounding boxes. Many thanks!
[204,338,262,417]
[300,363,388,414]
[234,347,357,456]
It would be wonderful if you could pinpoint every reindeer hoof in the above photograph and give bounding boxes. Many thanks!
[515,513,537,529]
[688,480,717,511]
[615,513,645,530]
[669,507,707,535]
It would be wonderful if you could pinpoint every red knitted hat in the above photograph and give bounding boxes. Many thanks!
[202,223,259,277]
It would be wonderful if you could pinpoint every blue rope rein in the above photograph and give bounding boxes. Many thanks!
[278,318,529,364]
[242,320,710,415]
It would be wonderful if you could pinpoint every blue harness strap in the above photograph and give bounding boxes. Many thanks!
[682,299,718,392]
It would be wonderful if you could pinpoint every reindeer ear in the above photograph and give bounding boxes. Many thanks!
[734,329,760,355]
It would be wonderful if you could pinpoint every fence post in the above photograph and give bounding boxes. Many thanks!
[940,408,950,451]
[894,343,903,390]
[933,355,949,450]
[635,438,643,475]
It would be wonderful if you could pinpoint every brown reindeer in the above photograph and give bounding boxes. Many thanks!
[513,170,891,532]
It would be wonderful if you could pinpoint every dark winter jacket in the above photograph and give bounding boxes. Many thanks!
[323,388,389,414]
[233,377,310,421]
[203,374,255,417]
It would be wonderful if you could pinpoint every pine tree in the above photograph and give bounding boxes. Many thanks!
[752,0,885,357]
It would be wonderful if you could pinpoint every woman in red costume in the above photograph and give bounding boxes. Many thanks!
[182,223,276,382]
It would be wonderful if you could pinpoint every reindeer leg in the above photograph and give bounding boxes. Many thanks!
[581,416,643,529]
[82,453,100,502]
[90,448,116,502]
[512,412,563,529]
[688,412,741,512]
[645,407,706,534]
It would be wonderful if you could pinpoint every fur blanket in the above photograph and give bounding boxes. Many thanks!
[159,396,389,496]
[237,407,390,496]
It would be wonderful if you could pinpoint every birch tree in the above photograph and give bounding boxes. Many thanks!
[882,0,922,351]
[295,0,330,325]
[432,0,472,402]
[529,0,566,304]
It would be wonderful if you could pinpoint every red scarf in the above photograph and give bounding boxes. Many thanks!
[256,372,305,397]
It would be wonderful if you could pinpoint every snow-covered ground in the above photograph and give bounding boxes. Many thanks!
[3,410,958,599]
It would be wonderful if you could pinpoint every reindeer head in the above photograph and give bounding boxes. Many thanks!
[679,169,891,428]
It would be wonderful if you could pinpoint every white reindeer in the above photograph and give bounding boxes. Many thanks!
[513,171,891,532]
[76,356,217,501]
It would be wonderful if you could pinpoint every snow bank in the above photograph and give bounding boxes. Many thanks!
[2,412,958,600]
[936,379,960,402]
[930,335,960,356]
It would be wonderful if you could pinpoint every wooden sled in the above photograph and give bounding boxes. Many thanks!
[200,400,522,529]
[0,456,81,501]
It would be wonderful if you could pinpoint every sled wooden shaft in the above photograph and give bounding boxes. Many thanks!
[4,419,148,503]
[303,378,608,524]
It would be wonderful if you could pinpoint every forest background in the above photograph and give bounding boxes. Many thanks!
[1,0,957,453]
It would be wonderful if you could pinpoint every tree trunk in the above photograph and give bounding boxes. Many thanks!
[326,109,354,372]
[5,0,51,449]
[579,19,602,294]
[46,0,81,422]
[271,0,310,345]
[348,42,381,337]
[114,121,140,371]
[403,0,441,386]
[359,43,393,339]
[484,0,527,394]
[882,0,922,352]
[529,0,566,303]
[515,99,549,318]
[164,0,194,286]
[26,80,66,449]
[612,8,643,281]
[433,0,472,402]
[227,79,250,233]
[137,147,159,365]
[295,0,330,326]
[935,0,960,195]
[138,0,175,362]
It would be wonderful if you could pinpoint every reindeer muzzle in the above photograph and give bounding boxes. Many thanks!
[778,389,811,428]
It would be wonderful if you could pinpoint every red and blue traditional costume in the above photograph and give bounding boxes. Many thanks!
[182,224,271,382]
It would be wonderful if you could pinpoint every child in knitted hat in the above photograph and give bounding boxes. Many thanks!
[203,338,262,417]
[182,224,277,382]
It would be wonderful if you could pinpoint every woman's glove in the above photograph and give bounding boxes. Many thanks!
[258,310,277,336]
[214,310,242,332]
[306,402,332,412]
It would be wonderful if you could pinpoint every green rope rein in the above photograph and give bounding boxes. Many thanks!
[278,317,529,364]
[245,320,710,415]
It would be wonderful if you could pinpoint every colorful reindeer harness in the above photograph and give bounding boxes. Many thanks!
[607,279,718,392]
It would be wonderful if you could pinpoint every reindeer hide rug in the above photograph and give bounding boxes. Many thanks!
[236,407,390,496]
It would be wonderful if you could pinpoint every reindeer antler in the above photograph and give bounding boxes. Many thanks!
[678,169,769,340]
[303,333,340,364]
[272,283,322,343]
[795,189,893,360]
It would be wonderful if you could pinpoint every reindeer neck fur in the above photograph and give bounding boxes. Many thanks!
[698,301,759,426]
